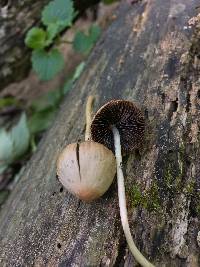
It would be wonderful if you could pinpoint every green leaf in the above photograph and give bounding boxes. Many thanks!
[103,0,118,4]
[46,21,69,45]
[28,109,56,134]
[0,190,9,205]
[73,62,85,81]
[31,90,62,112]
[0,129,13,164]
[32,49,64,81]
[73,31,92,54]
[47,90,62,106]
[73,25,101,54]
[0,165,8,175]
[46,23,61,45]
[25,27,47,49]
[0,114,30,172]
[89,25,101,43]
[42,0,74,27]
[30,136,37,152]
[62,62,85,95]
[0,97,20,109]
[10,113,30,159]
[62,78,73,94]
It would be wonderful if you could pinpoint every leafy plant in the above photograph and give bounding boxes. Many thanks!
[25,0,100,81]
[28,109,57,134]
[25,27,47,49]
[73,25,101,55]
[25,0,76,81]
[0,97,21,109]
[0,114,30,174]
[42,0,75,27]
[31,49,64,80]
[28,61,85,135]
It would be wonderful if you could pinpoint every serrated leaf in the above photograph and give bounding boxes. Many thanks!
[73,31,92,54]
[10,113,30,159]
[73,25,101,54]
[45,21,68,45]
[25,27,47,49]
[42,0,74,27]
[0,129,13,164]
[32,49,64,81]
[28,109,56,134]
[46,23,61,45]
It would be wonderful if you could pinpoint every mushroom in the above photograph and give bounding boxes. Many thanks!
[56,96,116,202]
[91,100,154,267]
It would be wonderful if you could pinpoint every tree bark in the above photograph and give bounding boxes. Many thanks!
[0,0,99,91]
[0,0,200,266]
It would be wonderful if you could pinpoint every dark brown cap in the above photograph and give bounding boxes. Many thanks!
[91,100,145,154]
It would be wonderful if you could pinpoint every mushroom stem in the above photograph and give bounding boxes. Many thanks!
[112,126,154,267]
[85,95,95,141]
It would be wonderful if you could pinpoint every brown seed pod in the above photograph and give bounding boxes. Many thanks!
[91,100,145,154]
[57,141,116,202]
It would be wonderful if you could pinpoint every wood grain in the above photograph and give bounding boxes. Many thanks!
[0,1,200,266]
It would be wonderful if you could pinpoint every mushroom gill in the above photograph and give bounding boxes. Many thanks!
[91,100,145,154]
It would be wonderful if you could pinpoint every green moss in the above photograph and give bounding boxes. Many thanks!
[145,182,161,212]
[164,168,174,190]
[184,180,195,195]
[193,191,200,216]
[129,184,143,207]
[129,181,161,213]
[164,142,197,197]
[128,141,199,215]
[179,141,185,156]
[163,143,186,195]
[195,204,200,215]
[163,166,182,195]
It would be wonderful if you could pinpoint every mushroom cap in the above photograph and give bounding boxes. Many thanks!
[57,141,116,202]
[91,100,145,154]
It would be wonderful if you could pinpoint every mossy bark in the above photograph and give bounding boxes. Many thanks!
[0,1,200,266]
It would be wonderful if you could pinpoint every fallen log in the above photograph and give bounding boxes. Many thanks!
[0,1,200,266]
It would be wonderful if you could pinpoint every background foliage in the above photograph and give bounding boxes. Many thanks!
[0,0,118,205]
